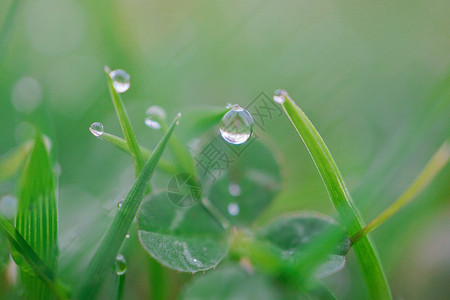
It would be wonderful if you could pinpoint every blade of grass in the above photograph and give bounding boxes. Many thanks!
[351,141,450,244]
[105,68,144,175]
[96,132,177,174]
[13,132,59,299]
[0,215,68,299]
[76,114,180,300]
[276,90,392,299]
[0,141,32,181]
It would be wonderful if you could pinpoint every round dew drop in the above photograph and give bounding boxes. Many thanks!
[109,69,130,93]
[227,202,240,216]
[145,105,166,130]
[219,105,254,145]
[273,89,287,104]
[115,254,128,275]
[89,122,104,137]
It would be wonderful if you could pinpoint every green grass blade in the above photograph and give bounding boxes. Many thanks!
[0,215,68,299]
[13,132,59,299]
[76,114,180,300]
[0,141,32,181]
[276,90,392,299]
[96,132,177,174]
[351,140,450,244]
[106,69,144,175]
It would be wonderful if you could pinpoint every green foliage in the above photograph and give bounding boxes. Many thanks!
[138,192,228,273]
[76,115,180,299]
[279,91,392,299]
[13,132,58,299]
[180,264,281,300]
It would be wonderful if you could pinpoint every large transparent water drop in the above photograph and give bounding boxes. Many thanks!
[115,254,128,275]
[89,122,104,137]
[219,105,253,145]
[144,106,166,130]
[273,89,287,104]
[109,69,130,93]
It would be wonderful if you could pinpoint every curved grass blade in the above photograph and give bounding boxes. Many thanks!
[351,140,450,244]
[106,68,144,175]
[0,141,32,181]
[0,215,68,299]
[76,114,180,300]
[276,90,392,299]
[13,132,59,299]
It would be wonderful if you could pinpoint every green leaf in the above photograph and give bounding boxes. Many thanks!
[137,192,228,273]
[0,215,68,299]
[76,114,180,300]
[0,141,32,181]
[180,264,281,300]
[106,69,144,175]
[278,90,392,299]
[206,139,282,226]
[256,213,349,278]
[13,132,58,299]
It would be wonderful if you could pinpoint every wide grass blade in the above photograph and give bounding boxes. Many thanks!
[0,142,32,181]
[106,68,144,175]
[76,114,180,300]
[13,132,59,299]
[0,215,68,299]
[276,90,392,299]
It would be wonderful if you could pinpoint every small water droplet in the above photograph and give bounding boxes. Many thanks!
[89,122,104,137]
[219,105,253,145]
[0,195,17,219]
[144,106,166,129]
[228,183,241,197]
[227,202,240,216]
[273,89,287,104]
[225,103,234,109]
[109,69,130,93]
[125,233,130,239]
[117,200,123,209]
[115,254,128,275]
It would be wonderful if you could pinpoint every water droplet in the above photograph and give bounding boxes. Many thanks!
[225,103,234,109]
[228,183,241,197]
[109,69,130,93]
[219,105,253,145]
[0,195,17,219]
[115,254,128,275]
[89,122,104,137]
[273,89,287,104]
[227,202,240,216]
[117,200,123,209]
[144,106,166,129]
[125,233,130,239]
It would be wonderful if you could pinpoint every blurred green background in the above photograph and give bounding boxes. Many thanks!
[0,0,449,299]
